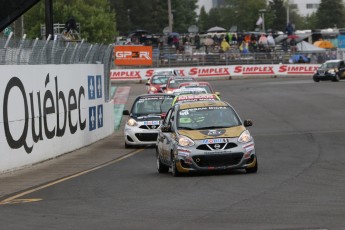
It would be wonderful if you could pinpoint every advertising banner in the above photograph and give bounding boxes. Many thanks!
[114,45,152,66]
[110,64,320,81]
[0,64,113,172]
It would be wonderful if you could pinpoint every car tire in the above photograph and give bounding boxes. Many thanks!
[125,142,132,149]
[171,155,180,177]
[332,73,340,82]
[156,150,169,173]
[245,157,258,174]
[313,76,320,82]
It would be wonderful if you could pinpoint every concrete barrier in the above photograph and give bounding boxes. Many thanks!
[0,64,114,173]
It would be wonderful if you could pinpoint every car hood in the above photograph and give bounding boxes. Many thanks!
[178,126,246,140]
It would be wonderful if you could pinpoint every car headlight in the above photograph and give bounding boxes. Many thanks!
[238,130,253,143]
[328,69,335,74]
[127,118,138,126]
[178,135,195,147]
[166,90,173,94]
[150,86,157,92]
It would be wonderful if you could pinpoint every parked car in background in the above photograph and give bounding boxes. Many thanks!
[146,74,171,94]
[162,76,196,94]
[313,59,345,82]
[156,100,257,176]
[123,94,175,148]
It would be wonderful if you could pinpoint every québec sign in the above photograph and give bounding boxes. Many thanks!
[2,73,104,154]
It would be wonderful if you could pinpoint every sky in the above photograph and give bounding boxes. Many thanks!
[196,0,213,14]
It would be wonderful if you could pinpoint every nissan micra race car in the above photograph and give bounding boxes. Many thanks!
[123,94,175,148]
[156,101,257,176]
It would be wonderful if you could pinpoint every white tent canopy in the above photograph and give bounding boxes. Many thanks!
[297,41,326,53]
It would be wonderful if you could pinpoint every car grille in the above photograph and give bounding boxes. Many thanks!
[135,133,158,142]
[196,142,237,151]
[192,152,243,168]
[139,125,160,130]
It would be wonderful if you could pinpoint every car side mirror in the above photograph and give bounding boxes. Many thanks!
[243,119,253,127]
[161,125,172,132]
[145,82,150,86]
[215,91,220,96]
[123,110,130,115]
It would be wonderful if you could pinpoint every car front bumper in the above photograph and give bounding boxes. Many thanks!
[174,140,256,173]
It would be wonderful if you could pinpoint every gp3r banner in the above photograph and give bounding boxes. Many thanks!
[114,45,152,66]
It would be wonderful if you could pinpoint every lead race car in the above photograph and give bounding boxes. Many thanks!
[156,100,257,176]
[123,94,175,148]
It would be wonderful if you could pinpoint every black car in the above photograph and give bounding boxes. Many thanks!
[313,59,345,82]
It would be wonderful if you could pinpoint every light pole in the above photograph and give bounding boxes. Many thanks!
[168,0,173,33]
[259,9,266,32]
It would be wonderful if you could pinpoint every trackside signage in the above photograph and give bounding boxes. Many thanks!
[110,64,320,81]
[114,45,152,66]
[0,64,114,173]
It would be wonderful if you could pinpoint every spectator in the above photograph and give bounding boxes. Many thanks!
[172,35,180,51]
[285,22,294,35]
[184,42,193,61]
[220,38,231,53]
[289,38,297,53]
[65,17,77,33]
[194,33,200,50]
[267,33,275,48]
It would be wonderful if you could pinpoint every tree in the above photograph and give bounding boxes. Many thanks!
[197,6,209,32]
[268,0,286,32]
[222,0,267,32]
[316,0,345,28]
[24,0,116,43]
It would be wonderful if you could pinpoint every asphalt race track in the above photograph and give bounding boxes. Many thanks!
[1,77,345,230]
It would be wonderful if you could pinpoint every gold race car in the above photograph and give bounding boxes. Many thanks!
[156,100,257,176]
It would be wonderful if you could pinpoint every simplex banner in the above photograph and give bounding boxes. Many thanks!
[110,64,320,81]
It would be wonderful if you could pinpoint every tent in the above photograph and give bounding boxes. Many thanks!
[297,41,326,53]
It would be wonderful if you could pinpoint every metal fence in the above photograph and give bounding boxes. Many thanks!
[0,34,114,101]
[112,44,337,70]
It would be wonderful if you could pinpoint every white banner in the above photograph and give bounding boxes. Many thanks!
[0,64,114,173]
[110,64,320,81]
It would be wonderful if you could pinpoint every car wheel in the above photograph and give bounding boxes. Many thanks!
[313,76,320,82]
[245,157,258,174]
[125,142,131,148]
[156,150,169,173]
[171,155,180,177]
[333,73,340,82]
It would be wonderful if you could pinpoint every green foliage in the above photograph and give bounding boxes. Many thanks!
[111,0,197,35]
[24,0,116,43]
[316,0,345,28]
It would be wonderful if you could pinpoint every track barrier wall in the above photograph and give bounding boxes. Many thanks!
[110,64,320,81]
[0,64,114,173]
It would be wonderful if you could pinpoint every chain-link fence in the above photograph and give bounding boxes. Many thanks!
[0,35,114,101]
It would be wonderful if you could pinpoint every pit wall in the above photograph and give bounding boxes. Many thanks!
[110,64,320,81]
[0,64,114,173]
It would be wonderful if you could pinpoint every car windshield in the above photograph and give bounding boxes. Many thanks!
[183,85,212,93]
[321,62,339,69]
[168,78,194,88]
[151,75,170,84]
[132,96,174,115]
[177,106,241,130]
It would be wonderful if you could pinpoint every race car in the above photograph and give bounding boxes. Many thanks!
[146,74,171,94]
[156,100,257,176]
[162,76,196,94]
[123,94,175,148]
[313,59,345,82]
[178,81,220,96]
[172,93,221,105]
